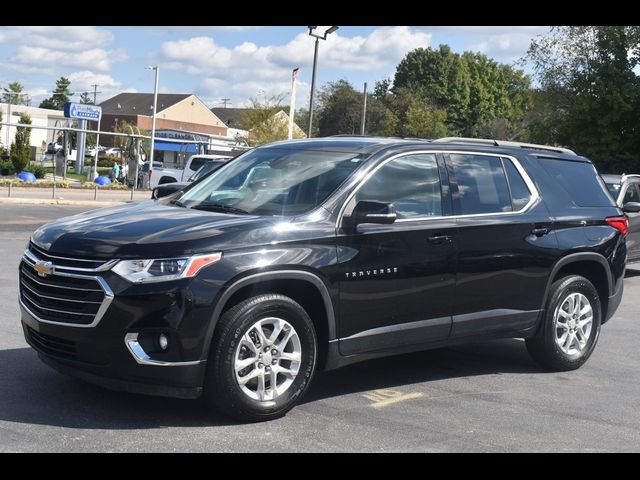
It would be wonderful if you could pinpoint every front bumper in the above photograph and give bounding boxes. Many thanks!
[19,259,225,399]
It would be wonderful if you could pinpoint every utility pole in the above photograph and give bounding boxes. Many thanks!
[220,98,231,108]
[91,84,102,105]
[360,82,368,136]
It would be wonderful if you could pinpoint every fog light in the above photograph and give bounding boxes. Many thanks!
[158,333,169,351]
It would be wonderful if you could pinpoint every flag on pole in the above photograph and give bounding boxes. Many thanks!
[288,68,299,140]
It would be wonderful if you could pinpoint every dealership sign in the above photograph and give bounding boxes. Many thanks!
[63,102,102,121]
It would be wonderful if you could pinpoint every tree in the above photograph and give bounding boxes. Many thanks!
[2,81,31,105]
[524,26,640,172]
[39,77,73,110]
[11,112,32,172]
[79,92,94,104]
[393,45,532,136]
[238,93,305,146]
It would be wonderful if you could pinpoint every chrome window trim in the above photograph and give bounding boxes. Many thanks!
[335,150,539,228]
[124,333,203,367]
[20,254,114,328]
[23,248,118,273]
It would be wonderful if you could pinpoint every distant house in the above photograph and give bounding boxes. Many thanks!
[0,103,66,159]
[99,93,229,162]
[211,107,305,141]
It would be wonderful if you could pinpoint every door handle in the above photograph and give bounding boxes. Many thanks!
[427,234,452,244]
[531,227,550,237]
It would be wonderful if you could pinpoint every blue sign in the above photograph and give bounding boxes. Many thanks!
[63,102,102,121]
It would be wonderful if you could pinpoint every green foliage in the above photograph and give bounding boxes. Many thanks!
[39,77,73,110]
[315,79,397,136]
[10,113,31,172]
[2,81,30,105]
[0,159,15,175]
[524,26,640,172]
[239,93,305,146]
[30,164,47,179]
[79,92,94,104]
[393,45,531,137]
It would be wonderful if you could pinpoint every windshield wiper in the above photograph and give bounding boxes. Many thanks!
[169,199,187,208]
[191,203,250,215]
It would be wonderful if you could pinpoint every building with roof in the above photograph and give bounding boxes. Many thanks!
[99,92,230,163]
[1,102,66,159]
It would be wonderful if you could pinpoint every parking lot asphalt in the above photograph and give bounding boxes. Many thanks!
[1,205,640,452]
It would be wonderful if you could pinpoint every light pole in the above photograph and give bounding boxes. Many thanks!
[145,66,160,167]
[307,26,338,138]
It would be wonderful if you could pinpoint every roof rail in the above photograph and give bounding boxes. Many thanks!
[432,137,576,156]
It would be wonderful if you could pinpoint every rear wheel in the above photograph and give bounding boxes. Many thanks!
[204,294,317,422]
[526,275,601,371]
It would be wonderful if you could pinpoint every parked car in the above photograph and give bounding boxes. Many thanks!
[602,174,640,263]
[138,161,164,188]
[20,136,633,422]
[151,158,231,199]
[104,147,122,157]
[149,154,232,189]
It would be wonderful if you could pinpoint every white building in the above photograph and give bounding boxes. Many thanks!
[1,103,66,157]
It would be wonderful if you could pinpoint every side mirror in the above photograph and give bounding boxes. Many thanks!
[623,202,640,213]
[348,200,397,229]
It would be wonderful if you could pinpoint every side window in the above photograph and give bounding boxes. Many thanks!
[355,154,442,219]
[189,158,206,171]
[623,183,640,204]
[502,158,533,210]
[447,154,512,215]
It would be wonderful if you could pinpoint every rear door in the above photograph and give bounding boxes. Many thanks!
[445,152,556,337]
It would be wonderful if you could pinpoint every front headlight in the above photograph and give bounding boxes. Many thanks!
[112,253,222,283]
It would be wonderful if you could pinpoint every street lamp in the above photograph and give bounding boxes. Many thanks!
[145,66,160,167]
[307,26,338,138]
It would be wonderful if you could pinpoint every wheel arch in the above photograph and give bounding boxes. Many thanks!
[202,270,336,368]
[541,253,613,324]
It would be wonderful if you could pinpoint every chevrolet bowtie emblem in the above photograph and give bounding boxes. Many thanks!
[34,260,54,277]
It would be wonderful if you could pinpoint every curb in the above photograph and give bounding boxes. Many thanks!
[0,197,132,207]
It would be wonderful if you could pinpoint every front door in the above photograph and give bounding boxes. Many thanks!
[336,152,456,355]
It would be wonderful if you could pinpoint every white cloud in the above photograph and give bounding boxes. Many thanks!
[9,46,127,72]
[0,26,114,51]
[157,26,430,104]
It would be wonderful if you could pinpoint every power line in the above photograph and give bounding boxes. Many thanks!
[219,98,231,108]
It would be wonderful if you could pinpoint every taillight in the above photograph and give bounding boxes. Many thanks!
[606,216,629,237]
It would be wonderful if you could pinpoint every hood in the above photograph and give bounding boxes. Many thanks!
[31,200,283,259]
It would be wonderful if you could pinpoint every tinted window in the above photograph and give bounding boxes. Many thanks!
[190,161,226,181]
[623,183,640,204]
[355,154,442,219]
[189,157,208,172]
[539,159,614,207]
[448,154,512,215]
[503,158,532,210]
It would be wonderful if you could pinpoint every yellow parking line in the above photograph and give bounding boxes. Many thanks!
[362,389,425,408]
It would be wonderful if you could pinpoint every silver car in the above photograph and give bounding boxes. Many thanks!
[602,174,640,264]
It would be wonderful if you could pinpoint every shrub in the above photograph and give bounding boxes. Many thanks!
[0,159,15,176]
[31,164,47,179]
[11,145,30,173]
[97,157,117,168]
[0,178,69,188]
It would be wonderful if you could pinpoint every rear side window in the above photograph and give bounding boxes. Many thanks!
[447,154,512,215]
[539,159,614,207]
[502,158,532,210]
[189,157,207,171]
[623,183,640,204]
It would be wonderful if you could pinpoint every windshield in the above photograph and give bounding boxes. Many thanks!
[189,161,226,182]
[179,147,368,216]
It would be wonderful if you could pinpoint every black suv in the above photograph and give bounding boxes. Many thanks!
[20,137,631,422]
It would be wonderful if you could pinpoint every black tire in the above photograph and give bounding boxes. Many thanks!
[526,275,602,371]
[204,294,317,422]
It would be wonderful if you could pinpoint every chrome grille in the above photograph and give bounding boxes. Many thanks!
[20,249,114,327]
[28,242,117,272]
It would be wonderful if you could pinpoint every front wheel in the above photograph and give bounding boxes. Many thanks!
[526,275,602,371]
[204,294,317,422]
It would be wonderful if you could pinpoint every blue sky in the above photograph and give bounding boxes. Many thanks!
[0,26,550,109]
